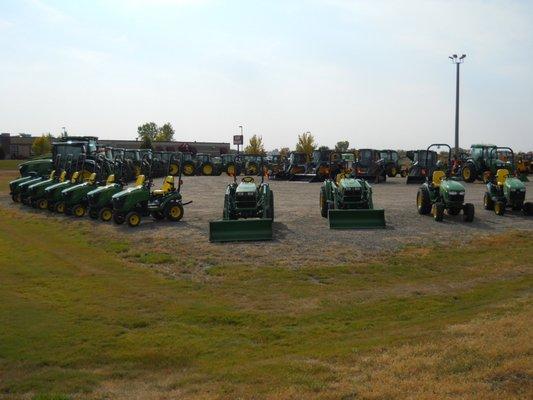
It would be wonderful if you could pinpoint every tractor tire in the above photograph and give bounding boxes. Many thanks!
[494,201,506,216]
[226,163,240,176]
[416,188,431,215]
[320,187,328,218]
[54,201,66,214]
[201,162,214,176]
[37,198,48,210]
[448,207,461,216]
[151,210,165,220]
[266,190,274,221]
[168,163,180,176]
[182,161,196,176]
[246,162,258,176]
[126,211,142,227]
[523,202,533,216]
[511,202,523,211]
[72,204,86,218]
[113,212,125,225]
[12,194,19,202]
[100,207,113,222]
[387,167,397,178]
[483,192,494,210]
[165,202,184,221]
[88,209,99,219]
[461,163,476,183]
[463,203,475,222]
[433,202,445,222]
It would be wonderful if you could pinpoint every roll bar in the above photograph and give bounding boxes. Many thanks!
[426,144,451,175]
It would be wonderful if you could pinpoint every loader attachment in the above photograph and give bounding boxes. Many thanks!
[289,173,316,182]
[328,209,386,229]
[209,219,273,242]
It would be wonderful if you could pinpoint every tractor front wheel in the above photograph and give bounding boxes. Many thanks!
[463,203,475,222]
[494,201,505,216]
[100,207,113,222]
[55,202,66,213]
[387,167,397,178]
[126,211,142,227]
[166,203,184,221]
[37,198,48,210]
[113,212,125,225]
[523,202,533,216]
[462,164,476,182]
[511,202,523,211]
[73,204,86,218]
[483,192,494,210]
[320,187,328,218]
[432,202,445,222]
[416,188,431,215]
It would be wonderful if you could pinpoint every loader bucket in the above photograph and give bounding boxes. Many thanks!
[209,219,273,242]
[328,209,386,229]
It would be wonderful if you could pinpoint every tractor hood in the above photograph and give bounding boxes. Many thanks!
[504,176,525,191]
[62,181,90,194]
[339,178,362,190]
[88,184,117,196]
[440,179,465,193]
[112,186,142,199]
[236,182,257,193]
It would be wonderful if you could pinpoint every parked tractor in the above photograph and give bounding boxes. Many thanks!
[320,154,385,229]
[355,149,386,183]
[220,153,242,176]
[483,147,532,216]
[180,152,197,176]
[193,153,222,176]
[406,149,438,184]
[111,154,189,227]
[416,144,475,222]
[209,155,273,242]
[461,144,513,183]
[379,150,401,177]
[291,150,344,183]
[266,154,287,178]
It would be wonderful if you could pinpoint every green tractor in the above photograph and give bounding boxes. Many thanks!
[86,155,129,221]
[209,155,273,242]
[319,155,385,229]
[11,154,63,203]
[291,150,343,183]
[220,153,242,176]
[483,147,533,216]
[355,149,387,183]
[416,144,475,222]
[406,149,438,184]
[181,152,197,176]
[461,144,513,183]
[111,154,190,227]
[379,150,401,177]
[193,153,222,176]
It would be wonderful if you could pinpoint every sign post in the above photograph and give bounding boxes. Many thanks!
[233,134,243,153]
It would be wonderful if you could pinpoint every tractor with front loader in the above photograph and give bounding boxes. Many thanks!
[319,154,385,229]
[416,144,475,222]
[209,155,273,242]
[483,147,533,216]
[111,154,189,227]
[379,150,401,177]
[355,149,386,183]
[291,150,344,183]
[406,149,438,184]
[461,144,514,183]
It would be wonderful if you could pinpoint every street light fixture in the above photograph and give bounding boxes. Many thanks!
[449,53,466,158]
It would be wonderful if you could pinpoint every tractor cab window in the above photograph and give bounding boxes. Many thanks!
[358,150,373,166]
[379,151,389,161]
[471,146,484,161]
[416,151,436,167]
[54,144,84,159]
[391,152,398,162]
[290,153,306,164]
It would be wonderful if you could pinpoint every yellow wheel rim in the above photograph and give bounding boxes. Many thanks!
[249,166,257,174]
[417,193,422,208]
[75,206,85,217]
[170,205,182,218]
[495,203,501,214]
[134,166,141,177]
[203,165,213,175]
[391,167,397,176]
[431,204,436,216]
[228,165,235,175]
[57,203,65,213]
[184,165,194,175]
[39,200,48,209]
[102,210,112,221]
[129,214,140,226]
[463,168,470,180]
[169,164,179,175]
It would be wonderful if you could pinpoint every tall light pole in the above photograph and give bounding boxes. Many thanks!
[449,53,466,157]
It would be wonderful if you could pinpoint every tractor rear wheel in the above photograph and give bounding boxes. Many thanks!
[463,203,475,222]
[73,204,86,218]
[483,192,494,210]
[182,162,196,176]
[432,202,445,222]
[416,188,431,215]
[462,164,476,182]
[151,210,165,220]
[494,201,505,216]
[169,163,180,176]
[246,162,258,175]
[523,202,533,216]
[166,203,184,221]
[100,207,113,222]
[202,163,214,176]
[511,202,523,211]
[126,211,141,227]
[37,198,48,210]
[113,212,125,225]
[387,167,397,178]
[55,201,66,213]
[320,187,328,218]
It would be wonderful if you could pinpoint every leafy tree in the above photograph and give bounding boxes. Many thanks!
[32,134,53,156]
[137,122,159,141]
[140,135,153,150]
[244,134,266,155]
[335,140,349,152]
[279,147,290,158]
[318,145,329,151]
[295,132,316,157]
[155,122,175,141]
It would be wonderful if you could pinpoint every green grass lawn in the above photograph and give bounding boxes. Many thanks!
[0,205,531,399]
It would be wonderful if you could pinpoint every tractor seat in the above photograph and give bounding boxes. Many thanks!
[336,172,347,185]
[106,174,115,185]
[59,171,67,182]
[242,177,255,183]
[153,176,175,196]
[134,174,145,187]
[496,169,509,186]
[88,173,97,184]
[70,172,80,183]
[432,170,445,187]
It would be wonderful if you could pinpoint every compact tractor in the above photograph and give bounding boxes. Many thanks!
[355,149,386,183]
[461,144,513,183]
[483,147,532,216]
[406,149,438,184]
[209,155,273,242]
[220,153,242,176]
[416,144,475,222]
[379,150,401,177]
[194,153,222,176]
[111,154,189,227]
[291,150,343,183]
[266,154,287,178]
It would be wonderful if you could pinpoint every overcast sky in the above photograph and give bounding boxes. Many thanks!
[1,0,532,151]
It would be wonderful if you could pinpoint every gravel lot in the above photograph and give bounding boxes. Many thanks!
[3,173,532,268]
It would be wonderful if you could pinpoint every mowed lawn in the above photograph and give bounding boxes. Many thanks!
[0,165,532,399]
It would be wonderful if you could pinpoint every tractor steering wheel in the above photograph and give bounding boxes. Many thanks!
[242,176,255,183]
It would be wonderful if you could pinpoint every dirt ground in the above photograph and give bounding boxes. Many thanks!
[2,174,532,270]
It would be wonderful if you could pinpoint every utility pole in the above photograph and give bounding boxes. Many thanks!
[449,54,466,157]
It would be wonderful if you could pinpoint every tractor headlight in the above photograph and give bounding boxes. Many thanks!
[449,191,463,195]
[519,188,526,192]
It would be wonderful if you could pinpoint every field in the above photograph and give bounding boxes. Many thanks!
[0,160,532,400]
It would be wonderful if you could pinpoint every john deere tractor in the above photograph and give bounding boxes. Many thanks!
[406,149,438,184]
[291,150,343,183]
[355,149,386,183]
[320,154,385,229]
[461,144,513,183]
[416,144,475,222]
[379,150,401,177]
[221,153,242,176]
[111,154,189,227]
[209,155,273,242]
[483,147,533,216]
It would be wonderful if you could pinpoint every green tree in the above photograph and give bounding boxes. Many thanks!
[279,147,290,158]
[318,145,330,151]
[295,132,316,157]
[335,140,349,152]
[244,134,266,155]
[137,122,159,141]
[155,123,175,141]
[31,134,53,156]
[140,136,153,150]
